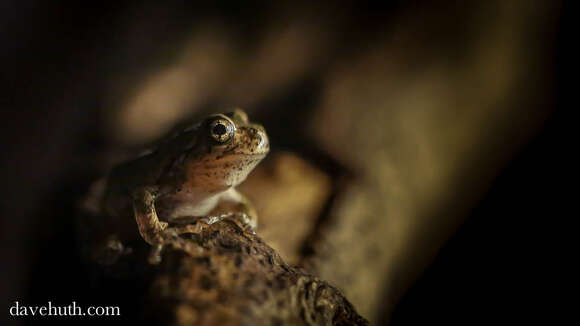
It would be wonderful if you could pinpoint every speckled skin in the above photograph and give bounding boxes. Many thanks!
[98,109,269,264]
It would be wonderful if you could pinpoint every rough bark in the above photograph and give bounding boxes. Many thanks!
[144,219,368,326]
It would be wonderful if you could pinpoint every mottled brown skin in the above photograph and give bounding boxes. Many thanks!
[95,109,269,264]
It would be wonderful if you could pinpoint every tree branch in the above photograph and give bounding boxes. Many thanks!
[144,219,369,326]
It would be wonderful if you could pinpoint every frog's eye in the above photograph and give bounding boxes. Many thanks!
[209,118,235,143]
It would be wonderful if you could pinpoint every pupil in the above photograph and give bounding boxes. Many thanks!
[213,123,227,135]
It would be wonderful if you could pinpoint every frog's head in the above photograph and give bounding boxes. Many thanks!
[181,109,269,191]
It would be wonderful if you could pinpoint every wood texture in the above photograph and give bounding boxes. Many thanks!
[145,219,369,326]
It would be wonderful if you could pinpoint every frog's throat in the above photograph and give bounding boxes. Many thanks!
[186,155,265,190]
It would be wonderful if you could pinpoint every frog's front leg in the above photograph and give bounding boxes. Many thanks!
[209,188,258,232]
[132,186,168,264]
[132,186,206,263]
[132,186,168,245]
[166,188,258,232]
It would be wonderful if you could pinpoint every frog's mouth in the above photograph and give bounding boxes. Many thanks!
[214,151,268,163]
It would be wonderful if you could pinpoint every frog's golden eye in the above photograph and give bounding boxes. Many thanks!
[209,118,235,143]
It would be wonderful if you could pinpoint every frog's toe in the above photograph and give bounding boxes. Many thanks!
[215,212,256,233]
[93,237,132,265]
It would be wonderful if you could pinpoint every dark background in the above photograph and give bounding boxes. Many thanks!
[390,5,570,323]
[389,111,567,325]
[1,1,568,325]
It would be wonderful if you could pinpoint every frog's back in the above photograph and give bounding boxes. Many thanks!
[102,152,165,217]
[100,126,198,216]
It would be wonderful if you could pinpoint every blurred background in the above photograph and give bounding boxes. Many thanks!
[0,1,568,325]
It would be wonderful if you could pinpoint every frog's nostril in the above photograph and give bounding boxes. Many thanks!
[254,130,268,149]
[243,126,268,150]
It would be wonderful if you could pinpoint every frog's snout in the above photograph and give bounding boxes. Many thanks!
[248,126,269,154]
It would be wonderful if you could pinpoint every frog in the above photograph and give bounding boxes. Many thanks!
[90,109,269,264]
